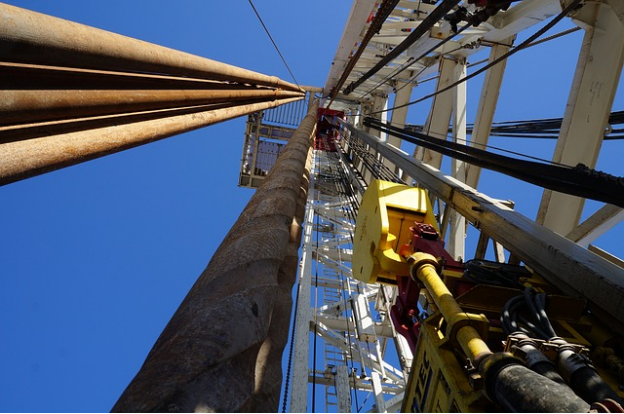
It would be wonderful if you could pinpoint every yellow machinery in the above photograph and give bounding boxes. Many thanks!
[353,179,624,412]
[353,179,438,285]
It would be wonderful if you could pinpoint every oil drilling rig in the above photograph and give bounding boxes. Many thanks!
[2,0,624,412]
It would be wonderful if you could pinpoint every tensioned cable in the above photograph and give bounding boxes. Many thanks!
[405,124,570,166]
[464,26,582,71]
[359,23,471,100]
[342,126,404,183]
[248,0,301,88]
[345,0,462,95]
[315,148,361,410]
[374,18,582,98]
[331,168,360,411]
[320,130,397,410]
[311,149,322,413]
[367,116,571,174]
[366,0,583,116]
[347,135,404,182]
[282,272,301,412]
[315,144,361,410]
[318,126,407,410]
[365,117,624,207]
[406,110,624,143]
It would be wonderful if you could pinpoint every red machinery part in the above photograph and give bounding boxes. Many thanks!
[316,108,345,151]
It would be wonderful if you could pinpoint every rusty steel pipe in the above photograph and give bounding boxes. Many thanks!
[0,89,303,125]
[0,97,303,186]
[112,100,318,413]
[0,62,257,91]
[248,148,312,411]
[0,102,255,140]
[0,3,302,92]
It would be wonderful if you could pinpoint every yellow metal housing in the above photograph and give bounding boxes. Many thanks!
[402,315,494,413]
[352,179,438,285]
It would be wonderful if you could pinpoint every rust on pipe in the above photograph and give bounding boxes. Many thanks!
[246,139,312,411]
[0,62,259,90]
[0,89,304,125]
[0,102,249,139]
[0,97,303,186]
[112,100,319,413]
[0,3,302,92]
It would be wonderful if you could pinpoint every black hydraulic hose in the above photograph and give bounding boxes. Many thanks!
[343,0,461,95]
[524,288,544,330]
[491,363,590,412]
[513,334,567,386]
[516,314,550,340]
[502,290,555,340]
[536,293,557,338]
[551,338,624,406]
[501,295,525,335]
[568,365,624,405]
[463,260,526,289]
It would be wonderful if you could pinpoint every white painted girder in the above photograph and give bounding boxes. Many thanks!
[465,35,515,189]
[325,0,573,114]
[448,57,468,261]
[308,375,404,395]
[290,172,317,414]
[313,322,405,384]
[488,0,561,41]
[567,204,624,248]
[323,0,378,97]
[317,315,395,338]
[538,0,624,236]
[335,365,352,413]
[415,56,460,168]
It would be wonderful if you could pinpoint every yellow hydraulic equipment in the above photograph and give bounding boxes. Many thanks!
[352,179,437,285]
[352,179,624,412]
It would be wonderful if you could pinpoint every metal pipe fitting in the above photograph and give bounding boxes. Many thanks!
[408,252,492,364]
[482,356,590,412]
[513,333,566,385]
[550,337,624,405]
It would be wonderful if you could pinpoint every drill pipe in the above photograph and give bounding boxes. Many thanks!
[112,100,318,413]
[0,3,302,92]
[0,89,303,125]
[0,97,302,186]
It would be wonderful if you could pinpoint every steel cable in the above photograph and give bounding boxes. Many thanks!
[365,117,624,208]
[365,0,584,116]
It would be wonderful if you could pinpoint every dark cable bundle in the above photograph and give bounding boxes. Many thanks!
[364,117,624,208]
[500,288,558,339]
[463,259,526,289]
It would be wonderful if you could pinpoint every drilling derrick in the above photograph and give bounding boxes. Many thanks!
[3,0,624,413]
[287,109,410,412]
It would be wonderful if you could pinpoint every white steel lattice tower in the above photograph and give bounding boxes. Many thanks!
[287,143,411,413]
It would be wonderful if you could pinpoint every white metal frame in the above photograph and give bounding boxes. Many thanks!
[289,147,409,413]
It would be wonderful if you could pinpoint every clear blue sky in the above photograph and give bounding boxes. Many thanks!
[1,1,623,412]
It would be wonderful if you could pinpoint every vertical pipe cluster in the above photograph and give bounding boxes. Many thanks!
[112,100,318,413]
[0,3,304,185]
